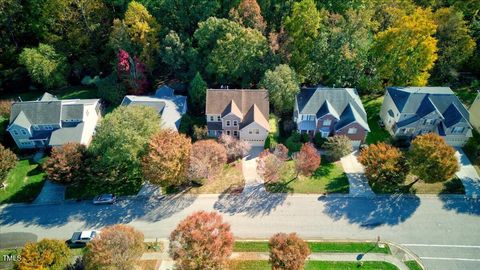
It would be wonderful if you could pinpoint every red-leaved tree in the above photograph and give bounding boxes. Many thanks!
[269,232,311,270]
[169,211,234,270]
[117,49,148,95]
[294,143,321,176]
[273,144,289,161]
[257,152,285,183]
[188,140,228,180]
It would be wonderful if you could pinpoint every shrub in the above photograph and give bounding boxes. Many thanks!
[193,125,208,141]
[300,133,309,143]
[0,100,12,118]
[43,143,86,184]
[84,225,144,270]
[169,211,234,270]
[0,144,17,185]
[323,135,353,161]
[285,132,302,153]
[313,133,326,148]
[269,233,310,270]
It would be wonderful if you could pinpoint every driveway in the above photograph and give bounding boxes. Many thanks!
[242,147,265,192]
[455,149,480,197]
[340,151,374,197]
[33,180,66,204]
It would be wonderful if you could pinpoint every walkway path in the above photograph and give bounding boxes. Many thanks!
[340,151,374,197]
[455,149,480,197]
[242,147,265,193]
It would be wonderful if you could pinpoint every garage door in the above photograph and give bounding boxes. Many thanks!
[351,140,361,148]
[245,139,265,147]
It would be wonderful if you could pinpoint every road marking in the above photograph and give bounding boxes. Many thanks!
[403,244,480,249]
[421,257,480,262]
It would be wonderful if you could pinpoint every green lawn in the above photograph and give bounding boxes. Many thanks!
[234,241,390,254]
[265,115,280,149]
[362,96,391,144]
[405,260,423,270]
[371,175,465,195]
[266,159,349,194]
[0,158,46,204]
[228,260,399,270]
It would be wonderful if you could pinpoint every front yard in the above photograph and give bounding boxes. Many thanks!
[228,260,399,270]
[266,159,349,194]
[187,162,244,194]
[0,158,46,204]
[362,95,391,144]
[370,175,465,195]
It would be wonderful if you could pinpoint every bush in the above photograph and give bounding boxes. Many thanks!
[0,100,12,118]
[300,133,309,143]
[323,135,353,161]
[285,132,302,153]
[169,211,234,270]
[0,143,17,185]
[43,143,86,184]
[17,239,71,270]
[95,73,127,105]
[269,233,310,270]
[314,133,326,148]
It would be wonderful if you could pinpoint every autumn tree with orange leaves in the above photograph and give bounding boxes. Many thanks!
[230,0,267,32]
[269,232,311,270]
[294,143,321,176]
[142,130,192,187]
[358,142,408,185]
[169,211,234,270]
[84,224,144,270]
[43,143,86,184]
[257,152,285,183]
[188,140,228,181]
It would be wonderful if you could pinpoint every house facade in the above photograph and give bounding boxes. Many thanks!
[7,93,101,149]
[380,87,472,147]
[470,92,480,132]
[294,87,370,147]
[120,85,187,131]
[206,89,270,147]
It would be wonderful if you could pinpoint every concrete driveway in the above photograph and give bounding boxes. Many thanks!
[340,151,374,197]
[455,149,480,197]
[242,147,265,192]
[33,180,66,204]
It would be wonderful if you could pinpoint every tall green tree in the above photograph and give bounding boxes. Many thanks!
[189,72,208,112]
[230,0,267,32]
[433,7,476,82]
[284,0,323,82]
[260,64,299,115]
[19,43,69,89]
[371,8,438,86]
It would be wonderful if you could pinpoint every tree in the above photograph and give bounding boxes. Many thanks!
[230,0,267,32]
[285,132,302,153]
[18,43,68,89]
[88,106,161,193]
[0,143,17,186]
[169,211,234,270]
[218,134,251,161]
[17,239,71,270]
[142,130,192,187]
[284,0,322,80]
[94,72,127,105]
[43,143,86,184]
[433,7,476,82]
[160,31,189,76]
[371,8,438,86]
[294,143,321,176]
[323,135,353,161]
[188,140,228,180]
[84,224,144,270]
[194,17,269,86]
[269,233,310,270]
[189,72,208,112]
[116,49,149,95]
[273,144,289,161]
[260,65,300,115]
[408,133,459,183]
[257,152,285,183]
[358,142,407,185]
[0,100,12,118]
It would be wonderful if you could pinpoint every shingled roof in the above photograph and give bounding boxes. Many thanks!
[206,89,269,118]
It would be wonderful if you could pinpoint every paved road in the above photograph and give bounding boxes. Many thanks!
[1,194,480,270]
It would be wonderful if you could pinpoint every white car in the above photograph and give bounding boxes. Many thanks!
[93,194,116,205]
[70,230,99,244]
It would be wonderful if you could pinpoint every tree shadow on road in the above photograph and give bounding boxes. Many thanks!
[213,185,288,217]
[440,195,480,215]
[318,194,420,229]
[0,193,198,228]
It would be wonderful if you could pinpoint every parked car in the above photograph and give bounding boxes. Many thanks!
[93,194,116,205]
[69,230,99,246]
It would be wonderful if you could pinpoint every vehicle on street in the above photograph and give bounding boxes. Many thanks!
[69,230,99,245]
[92,194,116,205]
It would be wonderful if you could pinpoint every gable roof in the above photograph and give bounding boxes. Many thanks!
[222,100,242,118]
[296,87,369,131]
[241,104,269,130]
[155,85,175,98]
[387,87,471,128]
[9,100,62,125]
[206,89,269,120]
[62,104,84,120]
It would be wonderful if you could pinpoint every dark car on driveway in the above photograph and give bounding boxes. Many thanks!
[92,194,116,205]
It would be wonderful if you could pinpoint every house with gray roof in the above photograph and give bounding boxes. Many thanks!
[294,87,370,147]
[380,87,472,146]
[7,93,101,149]
[120,85,187,131]
[206,89,270,146]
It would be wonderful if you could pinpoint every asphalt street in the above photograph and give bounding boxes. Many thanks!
[1,193,479,270]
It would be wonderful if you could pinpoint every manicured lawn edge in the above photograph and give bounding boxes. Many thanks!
[405,260,423,270]
[0,158,46,204]
[233,241,390,254]
[228,260,399,270]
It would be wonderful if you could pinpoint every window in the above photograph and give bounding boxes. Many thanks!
[44,125,53,130]
[233,121,238,126]
[226,120,231,126]
[210,116,214,121]
[21,129,27,135]
[255,129,259,134]
[233,131,238,137]
[323,119,332,126]
[424,119,434,125]
[217,116,221,121]
[226,130,231,135]
[33,125,40,131]
[308,115,315,121]
[452,127,465,134]
[12,130,19,136]
[347,128,357,134]
[249,130,253,134]
[321,130,329,138]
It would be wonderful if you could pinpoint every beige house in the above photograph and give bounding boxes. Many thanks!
[470,92,480,132]
[206,89,270,147]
